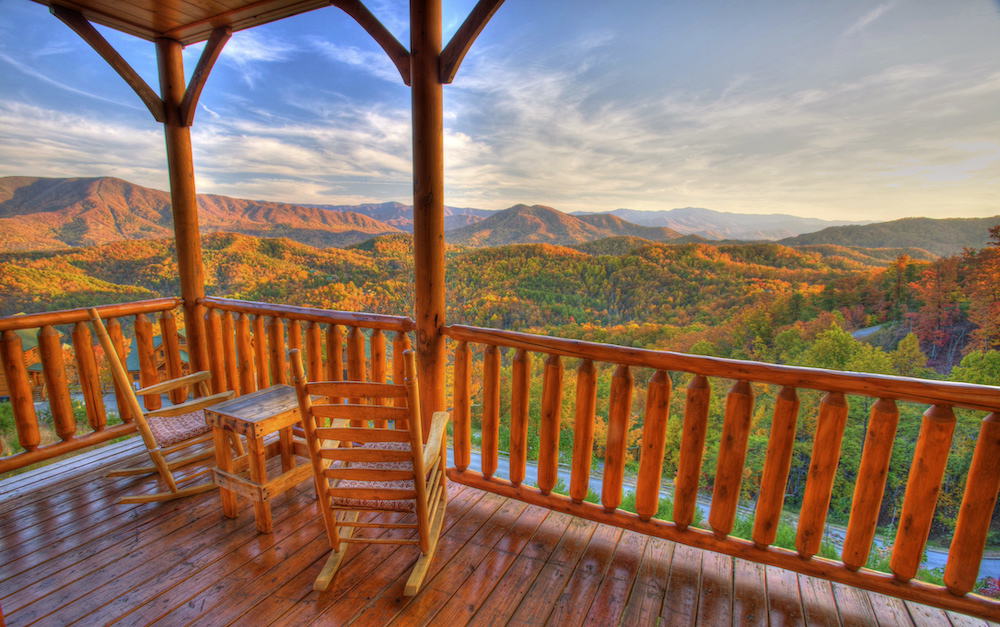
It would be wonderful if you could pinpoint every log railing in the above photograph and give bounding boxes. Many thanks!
[443,323,1000,621]
[0,298,182,473]
[199,298,414,408]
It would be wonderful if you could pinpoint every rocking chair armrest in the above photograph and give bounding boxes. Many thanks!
[136,371,212,396]
[143,390,235,418]
[422,411,450,470]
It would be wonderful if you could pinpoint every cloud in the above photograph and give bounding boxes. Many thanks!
[0,52,143,111]
[307,37,402,83]
[221,31,298,87]
[843,3,896,37]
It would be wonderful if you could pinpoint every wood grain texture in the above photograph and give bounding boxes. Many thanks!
[842,398,899,570]
[709,379,753,536]
[796,391,849,559]
[509,348,530,485]
[481,344,501,479]
[38,325,74,441]
[674,375,709,529]
[2,329,39,450]
[537,353,564,495]
[752,386,799,547]
[453,340,471,472]
[891,404,956,582]
[602,365,634,512]
[570,359,597,503]
[636,370,670,521]
[944,412,1000,595]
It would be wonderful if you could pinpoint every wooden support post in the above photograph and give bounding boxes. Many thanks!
[796,391,849,559]
[674,375,710,529]
[1,330,39,450]
[159,310,185,403]
[73,322,107,428]
[752,386,800,547]
[570,359,597,503]
[453,340,472,471]
[236,313,256,394]
[156,37,208,375]
[481,344,501,479]
[537,354,564,495]
[411,0,446,423]
[106,318,133,423]
[635,370,671,521]
[602,365,633,512]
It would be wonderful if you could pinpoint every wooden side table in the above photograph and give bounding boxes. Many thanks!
[205,384,312,533]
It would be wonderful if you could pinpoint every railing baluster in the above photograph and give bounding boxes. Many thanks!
[509,348,530,486]
[709,380,754,536]
[39,325,74,441]
[481,344,501,479]
[945,412,1000,595]
[602,364,633,511]
[453,340,471,471]
[371,329,387,427]
[842,398,898,570]
[570,359,597,503]
[891,404,957,582]
[347,326,366,426]
[326,324,344,407]
[268,316,287,385]
[674,375,710,529]
[252,314,268,388]
[205,309,225,393]
[1,329,39,450]
[752,386,799,547]
[347,326,366,382]
[236,313,256,394]
[636,370,671,521]
[221,311,239,394]
[796,391,849,558]
[889,405,955,581]
[287,319,302,387]
[392,331,411,430]
[159,310,185,403]
[106,318,133,422]
[306,321,323,383]
[74,321,108,426]
[537,354,564,495]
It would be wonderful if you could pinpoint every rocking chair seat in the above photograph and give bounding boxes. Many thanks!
[331,441,418,512]
[148,409,211,448]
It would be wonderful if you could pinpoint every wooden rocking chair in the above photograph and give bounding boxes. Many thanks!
[290,348,449,596]
[89,308,237,504]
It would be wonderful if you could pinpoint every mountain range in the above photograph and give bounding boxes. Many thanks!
[0,176,401,252]
[576,207,868,240]
[0,176,995,257]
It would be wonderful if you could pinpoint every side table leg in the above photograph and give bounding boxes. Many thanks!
[213,427,238,518]
[279,426,293,472]
[247,434,273,533]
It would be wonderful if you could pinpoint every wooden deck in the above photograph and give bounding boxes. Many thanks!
[0,439,995,626]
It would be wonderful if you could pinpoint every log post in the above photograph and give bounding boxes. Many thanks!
[570,359,597,503]
[537,354,564,495]
[1,330,39,450]
[635,370,671,521]
[673,375,710,529]
[156,38,208,374]
[481,344,501,479]
[752,386,799,547]
[509,348,530,485]
[38,326,74,441]
[411,0,446,422]
[453,340,472,471]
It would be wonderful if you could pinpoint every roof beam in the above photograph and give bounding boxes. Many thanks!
[330,0,411,86]
[50,5,165,123]
[179,26,232,127]
[439,0,504,84]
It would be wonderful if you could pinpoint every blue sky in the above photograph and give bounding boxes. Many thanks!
[1,0,999,220]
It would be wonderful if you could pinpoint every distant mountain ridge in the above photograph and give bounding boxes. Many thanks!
[446,204,684,247]
[0,176,400,252]
[576,207,869,240]
[307,201,490,231]
[779,216,999,257]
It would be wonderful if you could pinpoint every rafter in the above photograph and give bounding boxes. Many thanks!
[330,0,411,86]
[50,5,165,122]
[179,26,232,127]
[439,0,504,84]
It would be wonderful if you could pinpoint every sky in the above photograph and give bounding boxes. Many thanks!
[1,0,999,221]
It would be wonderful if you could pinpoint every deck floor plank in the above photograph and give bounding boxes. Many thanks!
[0,438,994,626]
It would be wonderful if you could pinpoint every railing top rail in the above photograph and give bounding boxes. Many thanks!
[0,298,182,332]
[200,297,415,332]
[444,324,1000,412]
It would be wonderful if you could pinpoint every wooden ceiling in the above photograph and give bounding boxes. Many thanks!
[32,0,332,45]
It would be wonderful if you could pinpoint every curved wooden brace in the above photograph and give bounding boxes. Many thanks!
[50,5,165,122]
[180,27,232,127]
[330,0,411,86]
[440,0,505,84]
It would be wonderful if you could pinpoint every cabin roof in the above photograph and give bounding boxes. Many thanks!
[31,0,328,45]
